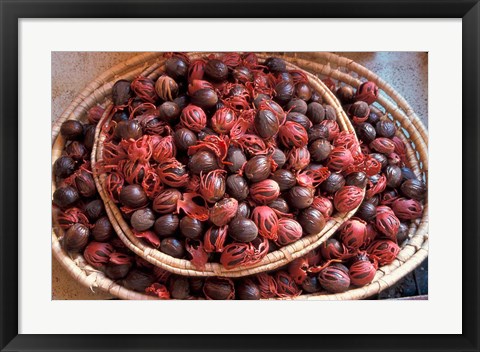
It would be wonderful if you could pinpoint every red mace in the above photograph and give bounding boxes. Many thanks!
[151,135,176,163]
[367,239,400,266]
[256,273,278,299]
[276,218,303,246]
[104,171,124,203]
[188,79,214,95]
[203,225,228,253]
[339,218,368,251]
[185,238,209,270]
[141,169,163,199]
[145,283,170,300]
[349,253,378,287]
[249,236,270,264]
[249,179,280,205]
[180,104,207,132]
[83,241,113,269]
[355,81,379,105]
[287,258,310,285]
[274,271,302,298]
[333,186,364,213]
[188,59,206,82]
[334,132,361,156]
[199,169,226,203]
[320,238,349,261]
[319,120,340,141]
[211,107,237,134]
[131,76,158,103]
[370,138,396,155]
[278,121,309,148]
[209,198,239,227]
[391,198,423,220]
[157,158,189,188]
[363,223,378,248]
[219,242,254,269]
[286,146,311,171]
[311,196,334,219]
[318,264,351,293]
[54,207,90,230]
[375,206,400,240]
[122,160,149,185]
[327,146,354,172]
[251,205,279,240]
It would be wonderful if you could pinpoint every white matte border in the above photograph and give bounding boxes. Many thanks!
[19,19,461,334]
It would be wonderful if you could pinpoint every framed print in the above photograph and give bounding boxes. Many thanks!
[1,0,479,351]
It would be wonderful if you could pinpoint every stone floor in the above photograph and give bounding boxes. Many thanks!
[52,52,428,300]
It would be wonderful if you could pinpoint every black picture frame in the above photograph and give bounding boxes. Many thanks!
[1,1,479,351]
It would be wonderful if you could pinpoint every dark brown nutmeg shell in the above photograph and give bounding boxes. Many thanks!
[244,155,272,183]
[228,216,258,242]
[274,81,295,105]
[264,57,287,73]
[286,112,312,131]
[288,186,314,210]
[66,141,88,161]
[179,216,204,239]
[188,150,220,175]
[226,174,249,201]
[318,265,351,293]
[237,202,251,218]
[226,147,247,174]
[400,179,427,201]
[155,75,179,101]
[119,184,148,209]
[356,123,377,144]
[203,277,235,300]
[286,98,308,115]
[174,128,197,151]
[308,124,330,142]
[60,120,84,140]
[376,120,397,138]
[276,218,303,246]
[54,156,76,178]
[306,102,326,124]
[255,109,279,139]
[297,207,326,235]
[191,88,218,109]
[271,169,296,191]
[154,214,180,238]
[236,280,261,300]
[92,216,113,242]
[271,148,287,169]
[63,223,90,252]
[131,208,155,231]
[160,237,185,258]
[302,276,322,293]
[114,120,143,141]
[199,170,226,203]
[321,173,346,194]
[169,276,190,299]
[85,199,105,222]
[165,56,189,80]
[124,270,155,292]
[345,172,368,189]
[53,186,79,209]
[309,138,332,162]
[355,201,377,222]
[385,165,403,188]
[112,79,132,106]
[158,101,181,123]
[205,59,229,82]
[336,85,355,104]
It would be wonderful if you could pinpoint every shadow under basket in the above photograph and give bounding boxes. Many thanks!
[51,52,428,300]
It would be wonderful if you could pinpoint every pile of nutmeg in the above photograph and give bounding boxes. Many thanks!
[52,53,426,299]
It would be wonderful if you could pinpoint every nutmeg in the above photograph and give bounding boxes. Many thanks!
[309,139,332,162]
[400,179,427,200]
[271,169,296,191]
[85,199,105,222]
[74,170,95,201]
[54,156,76,178]
[169,276,190,299]
[244,155,272,183]
[112,80,132,106]
[60,120,84,140]
[152,188,181,214]
[345,172,368,188]
[63,223,90,252]
[236,280,261,300]
[205,59,229,82]
[356,122,377,144]
[297,207,326,235]
[228,217,258,242]
[255,109,279,139]
[250,179,280,205]
[174,128,197,151]
[203,277,235,300]
[271,148,287,169]
[124,270,155,292]
[226,147,247,174]
[188,150,220,175]
[53,186,79,209]
[355,201,377,222]
[154,214,180,237]
[286,98,308,115]
[376,120,397,138]
[226,174,249,201]
[385,165,403,188]
[237,202,251,218]
[160,237,185,258]
[286,112,312,130]
[268,197,290,214]
[288,186,314,210]
[210,198,238,226]
[321,173,345,194]
[114,120,143,141]
[92,216,113,242]
[158,101,181,123]
[119,184,148,208]
[179,216,204,239]
[131,208,155,231]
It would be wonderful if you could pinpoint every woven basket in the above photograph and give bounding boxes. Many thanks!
[92,52,364,278]
[52,52,428,300]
